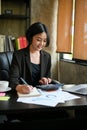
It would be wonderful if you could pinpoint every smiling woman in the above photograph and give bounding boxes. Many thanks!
[9,22,52,94]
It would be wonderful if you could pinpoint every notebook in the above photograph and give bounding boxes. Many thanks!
[17,87,41,97]
[62,84,87,95]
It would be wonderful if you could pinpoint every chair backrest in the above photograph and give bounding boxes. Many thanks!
[0,51,13,81]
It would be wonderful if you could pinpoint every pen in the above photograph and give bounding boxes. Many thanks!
[20,77,28,85]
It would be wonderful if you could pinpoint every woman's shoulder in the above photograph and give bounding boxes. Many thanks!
[41,50,51,60]
[13,47,29,56]
[41,50,51,56]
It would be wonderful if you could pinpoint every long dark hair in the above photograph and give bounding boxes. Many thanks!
[25,22,50,47]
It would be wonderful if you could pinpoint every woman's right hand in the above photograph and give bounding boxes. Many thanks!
[16,84,33,94]
[39,77,52,85]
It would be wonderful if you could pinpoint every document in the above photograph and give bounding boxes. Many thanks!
[17,87,41,97]
[17,88,80,107]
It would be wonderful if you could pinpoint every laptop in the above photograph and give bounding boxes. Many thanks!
[62,84,87,95]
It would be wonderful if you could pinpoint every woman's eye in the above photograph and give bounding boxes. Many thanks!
[37,39,41,41]
[36,38,47,43]
[36,38,41,42]
[44,40,47,43]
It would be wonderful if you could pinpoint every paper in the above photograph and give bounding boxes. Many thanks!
[62,84,87,95]
[17,88,80,107]
[0,93,6,96]
[0,96,10,101]
[17,87,41,97]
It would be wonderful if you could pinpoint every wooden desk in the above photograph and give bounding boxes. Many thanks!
[0,91,87,128]
[0,91,87,113]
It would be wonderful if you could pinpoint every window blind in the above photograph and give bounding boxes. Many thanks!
[73,0,87,60]
[56,0,73,53]
[57,0,87,61]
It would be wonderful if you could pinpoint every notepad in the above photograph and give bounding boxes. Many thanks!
[0,96,10,101]
[17,87,41,97]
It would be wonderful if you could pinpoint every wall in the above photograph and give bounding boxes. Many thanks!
[59,61,87,84]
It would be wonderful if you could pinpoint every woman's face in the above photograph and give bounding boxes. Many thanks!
[31,32,47,51]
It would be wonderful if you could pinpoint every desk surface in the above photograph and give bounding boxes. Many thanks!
[1,89,87,128]
[0,90,87,115]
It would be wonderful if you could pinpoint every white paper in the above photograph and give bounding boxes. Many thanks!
[17,88,80,107]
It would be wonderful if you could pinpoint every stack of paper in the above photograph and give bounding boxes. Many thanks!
[0,93,10,101]
[17,88,80,107]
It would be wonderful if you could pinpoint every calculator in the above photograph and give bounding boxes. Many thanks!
[36,83,63,91]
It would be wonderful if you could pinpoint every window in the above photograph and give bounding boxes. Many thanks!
[57,0,87,63]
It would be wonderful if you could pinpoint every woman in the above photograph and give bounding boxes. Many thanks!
[8,22,70,122]
[9,22,52,94]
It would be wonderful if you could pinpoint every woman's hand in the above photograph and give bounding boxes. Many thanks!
[16,84,33,94]
[39,77,52,85]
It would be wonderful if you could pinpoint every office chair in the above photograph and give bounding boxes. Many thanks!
[0,51,13,81]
